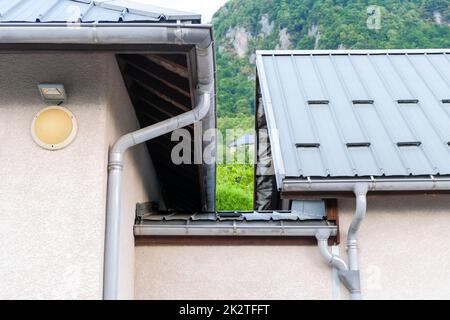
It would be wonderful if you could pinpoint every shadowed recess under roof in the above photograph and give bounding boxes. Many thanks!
[117,53,205,212]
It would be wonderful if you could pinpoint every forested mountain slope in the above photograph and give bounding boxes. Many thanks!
[212,0,450,118]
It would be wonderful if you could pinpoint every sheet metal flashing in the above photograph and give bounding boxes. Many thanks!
[256,49,450,192]
[0,0,201,23]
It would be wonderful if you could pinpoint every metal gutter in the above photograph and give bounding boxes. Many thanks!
[0,23,213,47]
[283,176,450,192]
[134,222,337,237]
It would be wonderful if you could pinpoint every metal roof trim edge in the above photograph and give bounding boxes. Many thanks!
[256,49,450,56]
[256,54,286,188]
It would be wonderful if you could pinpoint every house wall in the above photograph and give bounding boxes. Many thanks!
[135,194,450,300]
[0,53,159,299]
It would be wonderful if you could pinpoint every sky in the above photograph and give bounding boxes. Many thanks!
[128,0,229,23]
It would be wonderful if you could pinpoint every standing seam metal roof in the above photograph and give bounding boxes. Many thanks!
[0,0,201,23]
[256,49,450,180]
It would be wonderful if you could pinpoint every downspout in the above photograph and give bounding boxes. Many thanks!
[315,183,368,300]
[346,183,369,299]
[104,92,211,300]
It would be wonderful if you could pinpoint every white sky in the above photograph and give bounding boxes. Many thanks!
[129,0,229,23]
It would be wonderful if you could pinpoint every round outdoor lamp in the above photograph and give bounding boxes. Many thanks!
[31,106,78,150]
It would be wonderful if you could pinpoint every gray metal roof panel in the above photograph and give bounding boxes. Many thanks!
[138,201,326,222]
[256,50,450,180]
[0,0,201,23]
[139,211,325,222]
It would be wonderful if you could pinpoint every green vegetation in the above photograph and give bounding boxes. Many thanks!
[213,0,450,210]
[217,115,254,138]
[216,164,254,211]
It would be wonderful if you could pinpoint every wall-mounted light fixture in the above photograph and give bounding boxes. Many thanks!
[31,106,77,151]
[32,83,76,150]
[38,83,66,104]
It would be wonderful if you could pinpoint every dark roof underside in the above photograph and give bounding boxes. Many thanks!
[117,52,205,212]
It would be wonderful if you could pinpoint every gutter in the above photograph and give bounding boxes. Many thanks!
[134,222,337,237]
[0,23,216,300]
[0,23,213,48]
[283,176,450,192]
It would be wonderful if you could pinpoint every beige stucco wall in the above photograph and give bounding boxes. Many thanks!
[135,194,450,300]
[0,53,159,299]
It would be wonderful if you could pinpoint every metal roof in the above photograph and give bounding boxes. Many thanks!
[256,49,450,182]
[0,0,201,23]
[138,211,325,222]
[137,200,326,222]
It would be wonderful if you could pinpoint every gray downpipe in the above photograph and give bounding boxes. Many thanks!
[316,230,348,272]
[104,92,211,300]
[347,184,369,269]
[315,183,368,300]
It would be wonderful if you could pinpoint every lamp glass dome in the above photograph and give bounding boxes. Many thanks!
[31,106,77,150]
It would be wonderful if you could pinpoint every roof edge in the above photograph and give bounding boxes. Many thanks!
[256,48,450,56]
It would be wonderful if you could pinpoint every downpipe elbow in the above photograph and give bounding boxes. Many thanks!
[193,92,211,121]
[348,183,369,242]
